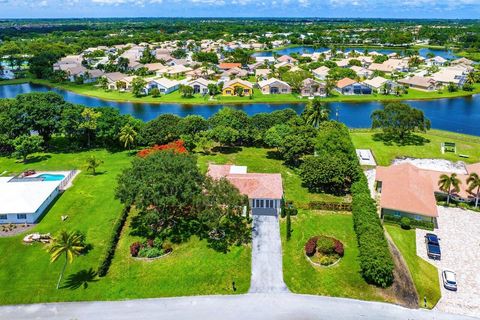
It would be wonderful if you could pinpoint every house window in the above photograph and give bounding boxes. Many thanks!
[0,214,7,220]
[226,90,232,94]
[17,214,27,220]
[244,89,250,94]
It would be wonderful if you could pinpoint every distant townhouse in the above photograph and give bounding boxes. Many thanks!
[222,67,248,79]
[255,69,270,81]
[218,62,242,71]
[255,56,276,64]
[104,72,129,90]
[426,56,447,67]
[350,66,373,79]
[277,55,298,64]
[257,78,292,95]
[363,76,396,93]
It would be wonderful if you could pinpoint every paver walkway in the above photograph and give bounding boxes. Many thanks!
[249,214,288,293]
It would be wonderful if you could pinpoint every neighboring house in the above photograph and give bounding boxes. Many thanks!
[207,164,284,216]
[222,67,248,78]
[143,63,165,73]
[277,55,298,64]
[451,57,474,66]
[431,67,467,87]
[362,76,394,93]
[398,76,440,91]
[300,78,326,97]
[187,78,215,95]
[255,68,270,80]
[376,162,480,223]
[156,65,193,77]
[350,66,373,79]
[186,68,215,79]
[218,62,242,71]
[0,171,74,224]
[145,77,181,94]
[335,59,350,68]
[255,56,275,64]
[312,66,330,80]
[368,62,394,74]
[336,77,372,95]
[426,56,447,67]
[222,78,253,96]
[104,72,129,90]
[257,78,292,95]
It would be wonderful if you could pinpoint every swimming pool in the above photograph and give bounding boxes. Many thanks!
[37,174,65,181]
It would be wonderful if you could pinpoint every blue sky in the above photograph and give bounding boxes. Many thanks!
[0,0,479,19]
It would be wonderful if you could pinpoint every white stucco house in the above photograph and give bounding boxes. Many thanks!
[187,78,215,95]
[0,171,74,224]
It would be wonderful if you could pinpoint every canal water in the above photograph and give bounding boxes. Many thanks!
[0,83,479,136]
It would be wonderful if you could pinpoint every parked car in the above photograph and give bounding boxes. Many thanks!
[442,270,457,291]
[425,233,441,260]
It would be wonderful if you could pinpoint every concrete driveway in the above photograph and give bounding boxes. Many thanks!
[416,206,480,318]
[249,215,288,293]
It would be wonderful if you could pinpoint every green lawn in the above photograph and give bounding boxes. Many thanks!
[385,225,441,309]
[281,211,387,302]
[0,148,250,305]
[3,78,480,105]
[351,129,480,166]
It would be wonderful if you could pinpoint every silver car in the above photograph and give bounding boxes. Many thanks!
[442,270,457,291]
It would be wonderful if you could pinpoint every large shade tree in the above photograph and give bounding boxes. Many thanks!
[371,102,431,141]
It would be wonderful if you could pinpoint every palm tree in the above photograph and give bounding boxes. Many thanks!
[119,124,137,150]
[467,172,480,208]
[438,173,461,204]
[48,231,85,289]
[85,155,103,175]
[302,99,330,128]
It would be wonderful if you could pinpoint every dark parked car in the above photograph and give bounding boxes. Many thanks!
[425,233,441,260]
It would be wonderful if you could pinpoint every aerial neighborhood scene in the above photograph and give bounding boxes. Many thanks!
[1,1,480,319]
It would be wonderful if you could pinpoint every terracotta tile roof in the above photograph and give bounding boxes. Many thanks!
[376,163,438,217]
[336,77,357,89]
[207,164,283,199]
[219,63,242,70]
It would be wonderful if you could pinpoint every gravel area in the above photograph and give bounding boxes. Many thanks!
[393,158,467,174]
[416,206,480,318]
[364,168,377,198]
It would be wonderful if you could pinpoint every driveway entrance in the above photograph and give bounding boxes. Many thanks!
[249,215,288,293]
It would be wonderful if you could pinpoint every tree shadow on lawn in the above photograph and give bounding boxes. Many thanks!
[266,150,283,161]
[211,146,242,154]
[62,268,98,290]
[21,154,52,164]
[372,132,430,147]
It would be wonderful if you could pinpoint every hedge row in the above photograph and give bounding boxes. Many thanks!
[97,205,131,277]
[351,176,394,287]
[383,214,434,230]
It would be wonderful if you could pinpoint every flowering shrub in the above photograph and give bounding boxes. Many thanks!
[316,236,335,255]
[137,140,187,158]
[304,236,318,257]
[130,242,142,257]
[333,239,344,257]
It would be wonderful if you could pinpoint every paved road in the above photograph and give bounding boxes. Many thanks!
[249,215,288,293]
[1,293,478,320]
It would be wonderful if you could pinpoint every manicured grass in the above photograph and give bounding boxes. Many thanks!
[351,129,480,166]
[3,78,480,105]
[0,148,251,305]
[385,225,441,309]
[196,147,347,206]
[281,211,388,302]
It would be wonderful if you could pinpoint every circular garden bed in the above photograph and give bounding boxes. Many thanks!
[304,235,344,267]
[130,239,173,260]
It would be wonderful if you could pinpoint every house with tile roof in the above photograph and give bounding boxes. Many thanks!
[207,164,284,216]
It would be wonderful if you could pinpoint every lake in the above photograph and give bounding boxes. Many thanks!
[1,83,479,136]
[253,46,458,60]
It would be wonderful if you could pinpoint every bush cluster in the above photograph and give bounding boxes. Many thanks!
[304,236,318,257]
[130,238,172,258]
[97,205,130,277]
[351,177,394,287]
